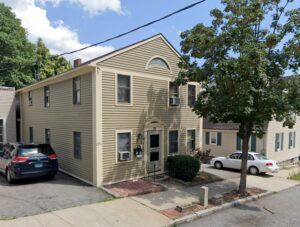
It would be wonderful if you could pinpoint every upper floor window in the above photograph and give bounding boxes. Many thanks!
[169,82,180,106]
[44,86,50,108]
[117,74,131,104]
[188,84,196,107]
[73,77,81,104]
[148,57,170,70]
[28,91,33,106]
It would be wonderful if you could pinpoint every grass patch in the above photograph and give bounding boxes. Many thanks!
[170,171,223,186]
[288,172,300,181]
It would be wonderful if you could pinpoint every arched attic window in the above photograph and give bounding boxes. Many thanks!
[146,57,171,71]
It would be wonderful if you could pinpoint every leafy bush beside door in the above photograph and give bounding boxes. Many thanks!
[166,155,200,182]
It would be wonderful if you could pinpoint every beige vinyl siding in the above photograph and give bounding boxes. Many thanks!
[99,37,180,78]
[203,130,264,157]
[265,118,300,163]
[0,87,16,143]
[20,73,93,182]
[101,70,201,184]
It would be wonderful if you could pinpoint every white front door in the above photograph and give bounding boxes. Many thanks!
[148,131,161,172]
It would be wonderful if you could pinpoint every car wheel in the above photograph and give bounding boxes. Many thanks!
[6,169,14,184]
[248,166,259,175]
[214,161,223,169]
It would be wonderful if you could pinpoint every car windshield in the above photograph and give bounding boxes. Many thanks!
[18,145,55,157]
[254,154,268,160]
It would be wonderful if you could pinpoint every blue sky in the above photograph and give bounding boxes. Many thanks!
[1,0,299,64]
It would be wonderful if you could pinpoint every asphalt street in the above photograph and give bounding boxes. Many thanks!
[181,185,300,227]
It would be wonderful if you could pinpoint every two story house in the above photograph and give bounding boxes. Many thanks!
[203,117,300,165]
[17,34,203,186]
[0,87,16,147]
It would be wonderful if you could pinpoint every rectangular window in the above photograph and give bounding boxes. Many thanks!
[236,134,256,152]
[275,133,284,151]
[210,132,217,144]
[0,119,3,146]
[188,84,196,107]
[117,75,131,104]
[28,91,33,106]
[169,82,180,106]
[45,129,51,144]
[44,86,50,107]
[187,129,196,152]
[169,130,179,155]
[117,132,131,161]
[289,131,296,149]
[29,127,33,143]
[73,132,81,159]
[73,77,81,104]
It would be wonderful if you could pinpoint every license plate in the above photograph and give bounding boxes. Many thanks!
[34,163,43,168]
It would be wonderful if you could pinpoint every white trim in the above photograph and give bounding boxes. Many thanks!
[144,127,165,174]
[115,129,133,164]
[145,55,172,74]
[115,74,133,106]
[17,65,94,93]
[59,168,93,185]
[186,128,197,153]
[0,118,7,144]
[92,67,104,187]
[100,66,175,81]
[210,131,218,145]
[167,129,180,156]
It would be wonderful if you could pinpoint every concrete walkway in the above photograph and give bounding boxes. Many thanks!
[1,166,299,227]
[0,198,170,227]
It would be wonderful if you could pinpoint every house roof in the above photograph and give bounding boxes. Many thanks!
[0,86,15,91]
[203,118,240,130]
[17,33,181,93]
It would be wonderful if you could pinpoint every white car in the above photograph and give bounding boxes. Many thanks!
[211,152,280,175]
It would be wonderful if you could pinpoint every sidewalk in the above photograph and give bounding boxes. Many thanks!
[1,166,299,227]
[0,198,170,227]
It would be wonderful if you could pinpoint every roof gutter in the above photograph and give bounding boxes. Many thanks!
[17,64,96,94]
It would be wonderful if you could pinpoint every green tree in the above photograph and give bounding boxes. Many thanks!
[177,0,300,194]
[36,38,71,80]
[0,3,36,89]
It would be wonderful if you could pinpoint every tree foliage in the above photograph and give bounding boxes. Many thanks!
[36,38,71,81]
[177,0,300,193]
[0,3,36,88]
[0,3,71,89]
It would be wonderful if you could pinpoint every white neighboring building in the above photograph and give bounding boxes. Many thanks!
[203,118,300,165]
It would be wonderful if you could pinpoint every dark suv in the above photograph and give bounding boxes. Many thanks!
[0,143,58,183]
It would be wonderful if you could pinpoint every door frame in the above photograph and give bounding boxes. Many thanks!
[144,127,164,174]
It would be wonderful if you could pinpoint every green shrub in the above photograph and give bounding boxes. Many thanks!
[166,155,200,182]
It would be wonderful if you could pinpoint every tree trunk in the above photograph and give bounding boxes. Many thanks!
[239,128,250,194]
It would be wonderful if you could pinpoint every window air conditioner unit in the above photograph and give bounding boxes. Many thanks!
[119,151,131,161]
[169,96,180,106]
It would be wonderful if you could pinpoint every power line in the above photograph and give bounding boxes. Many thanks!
[0,0,207,72]
[53,0,207,58]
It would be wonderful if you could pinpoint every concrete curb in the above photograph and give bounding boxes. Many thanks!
[99,186,122,198]
[168,191,273,226]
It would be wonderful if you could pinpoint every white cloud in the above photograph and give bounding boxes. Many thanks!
[1,0,115,62]
[37,0,123,15]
